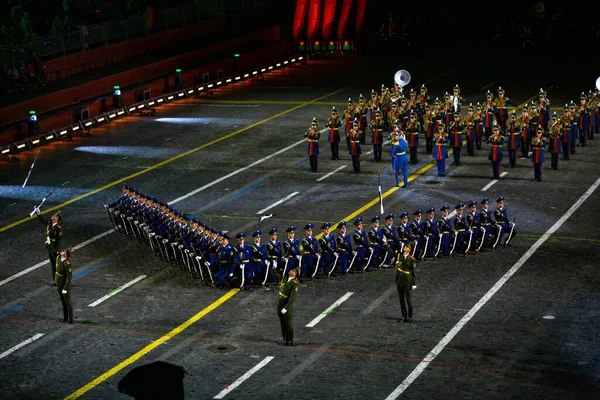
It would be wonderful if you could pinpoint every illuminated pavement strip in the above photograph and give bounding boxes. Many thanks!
[88,275,147,308]
[213,356,274,399]
[0,334,44,360]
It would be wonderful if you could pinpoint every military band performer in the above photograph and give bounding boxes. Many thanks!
[395,244,415,323]
[483,91,497,140]
[422,105,434,154]
[36,208,63,285]
[488,124,504,179]
[357,94,368,144]
[520,105,531,158]
[560,104,572,160]
[305,117,320,173]
[506,111,521,168]
[433,124,448,177]
[449,112,464,166]
[495,87,517,131]
[55,248,73,323]
[407,112,421,164]
[349,118,363,173]
[370,110,385,162]
[343,98,356,151]
[548,114,562,170]
[577,93,589,147]
[532,127,546,182]
[569,102,579,154]
[474,103,484,150]
[464,104,476,156]
[327,106,342,160]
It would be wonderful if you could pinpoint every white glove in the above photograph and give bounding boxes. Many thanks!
[281,308,287,315]
[439,233,442,238]
[352,251,357,256]
[45,236,51,245]
[412,285,417,289]
[35,207,41,215]
[273,260,277,268]
[229,273,233,277]
[204,261,211,268]
[241,264,245,269]
[333,252,338,257]
[382,237,387,243]
[264,260,269,267]
[62,289,67,294]
[296,255,302,261]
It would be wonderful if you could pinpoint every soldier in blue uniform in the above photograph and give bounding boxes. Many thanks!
[336,221,353,274]
[318,223,337,277]
[422,208,438,260]
[493,197,517,249]
[301,224,319,279]
[479,198,494,250]
[234,232,252,290]
[282,226,301,277]
[396,212,411,252]
[249,230,266,285]
[368,216,385,270]
[465,201,481,254]
[352,218,369,273]
[452,204,468,256]
[391,130,409,187]
[264,228,282,286]
[409,210,424,258]
[214,234,234,289]
[381,214,399,266]
[437,206,453,258]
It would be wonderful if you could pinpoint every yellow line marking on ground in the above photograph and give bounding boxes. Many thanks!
[64,289,239,399]
[0,85,354,234]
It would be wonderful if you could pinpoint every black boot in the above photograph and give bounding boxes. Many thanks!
[68,308,74,324]
[408,307,413,323]
[287,328,295,347]
[279,325,288,346]
[59,307,68,323]
[399,304,407,323]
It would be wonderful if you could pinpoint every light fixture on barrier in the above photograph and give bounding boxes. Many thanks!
[71,122,82,132]
[147,99,156,106]
[117,108,126,116]
[207,84,214,88]
[252,70,258,74]
[166,93,175,101]
[137,103,145,109]
[1,145,10,155]
[283,61,289,65]
[15,140,27,151]
[197,86,204,91]
[187,88,195,95]
[298,56,304,60]
[156,96,165,104]
[128,105,137,113]
[235,76,241,80]
[113,85,122,107]
[226,78,232,83]
[291,58,296,62]
[83,119,94,128]
[28,110,37,136]
[244,74,249,78]
[58,128,69,136]
[174,69,183,90]
[276,63,281,67]
[107,111,117,119]
[45,132,56,141]
[216,81,222,86]
[177,90,185,97]
[95,114,107,123]
[261,68,266,72]
[268,66,273,70]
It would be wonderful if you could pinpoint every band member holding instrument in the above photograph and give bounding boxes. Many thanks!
[55,248,73,323]
[488,124,505,179]
[391,130,409,187]
[464,104,476,156]
[305,117,320,172]
[506,111,521,168]
[343,98,356,152]
[357,94,368,144]
[449,112,464,166]
[474,103,484,150]
[520,105,531,158]
[407,112,421,164]
[548,113,562,170]
[560,104,572,160]
[495,87,517,131]
[327,106,342,160]
[423,105,435,154]
[577,93,590,147]
[370,110,384,162]
[482,90,497,141]
[432,124,449,177]
[537,88,550,130]
[531,127,546,182]
[349,118,363,173]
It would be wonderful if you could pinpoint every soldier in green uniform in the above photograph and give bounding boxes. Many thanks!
[36,209,63,285]
[273,267,299,346]
[55,248,73,324]
[395,244,416,323]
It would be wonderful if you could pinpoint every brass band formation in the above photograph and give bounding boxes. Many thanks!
[305,76,600,182]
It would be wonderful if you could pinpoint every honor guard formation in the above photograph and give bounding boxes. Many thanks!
[308,83,599,182]
[105,182,517,326]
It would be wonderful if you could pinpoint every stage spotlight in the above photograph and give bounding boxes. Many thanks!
[113,85,122,107]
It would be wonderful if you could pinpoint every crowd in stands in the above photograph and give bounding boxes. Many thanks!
[1,54,46,96]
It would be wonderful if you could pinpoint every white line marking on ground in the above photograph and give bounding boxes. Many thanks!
[200,104,260,108]
[171,140,305,204]
[479,81,497,91]
[306,292,354,328]
[481,171,508,192]
[213,356,274,399]
[61,181,70,186]
[316,165,347,182]
[0,333,44,360]
[0,229,115,287]
[9,202,17,207]
[88,275,147,307]
[2,135,320,287]
[256,192,299,215]
[384,176,600,400]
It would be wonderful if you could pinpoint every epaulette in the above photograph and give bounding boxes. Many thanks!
[65,260,71,264]
[410,256,415,260]
[56,225,62,229]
